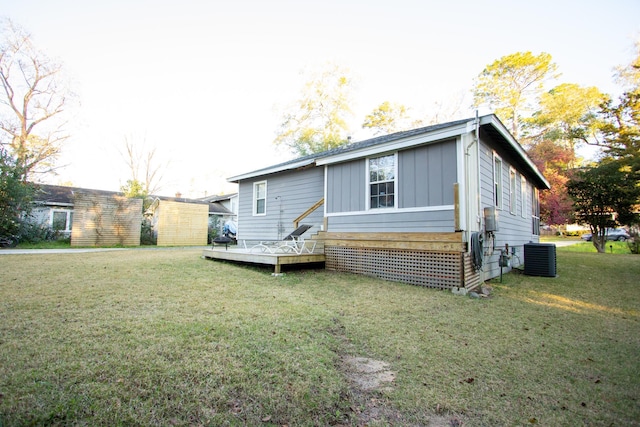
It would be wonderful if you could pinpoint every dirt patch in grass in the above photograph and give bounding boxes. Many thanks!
[338,355,465,426]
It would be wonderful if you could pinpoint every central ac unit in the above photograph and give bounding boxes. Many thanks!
[524,243,557,277]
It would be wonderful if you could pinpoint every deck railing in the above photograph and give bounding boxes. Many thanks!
[293,198,324,229]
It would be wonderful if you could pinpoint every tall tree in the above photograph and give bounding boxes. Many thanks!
[0,19,74,181]
[121,135,164,196]
[473,51,558,138]
[524,83,607,225]
[526,83,606,152]
[567,161,639,253]
[598,91,640,179]
[362,101,410,135]
[274,64,354,156]
[614,39,640,91]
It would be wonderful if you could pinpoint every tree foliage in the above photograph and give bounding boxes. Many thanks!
[597,80,640,182]
[362,101,410,135]
[0,19,74,181]
[473,51,558,138]
[526,83,606,151]
[120,179,148,199]
[274,64,354,156]
[0,147,33,237]
[567,161,639,252]
[522,83,607,225]
[527,139,575,225]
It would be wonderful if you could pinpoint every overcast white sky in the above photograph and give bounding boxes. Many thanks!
[3,0,639,197]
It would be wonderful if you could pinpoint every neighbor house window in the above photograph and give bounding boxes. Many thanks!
[521,176,527,218]
[493,154,503,209]
[509,168,517,214]
[253,181,266,215]
[51,209,73,232]
[368,154,396,209]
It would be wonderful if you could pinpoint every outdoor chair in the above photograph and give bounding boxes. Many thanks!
[244,224,317,254]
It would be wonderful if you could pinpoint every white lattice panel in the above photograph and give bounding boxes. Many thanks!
[325,246,463,288]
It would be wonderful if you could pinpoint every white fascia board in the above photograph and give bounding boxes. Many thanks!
[227,158,316,182]
[480,115,551,189]
[38,202,74,207]
[316,122,472,166]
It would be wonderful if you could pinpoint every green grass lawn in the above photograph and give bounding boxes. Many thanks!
[0,249,638,426]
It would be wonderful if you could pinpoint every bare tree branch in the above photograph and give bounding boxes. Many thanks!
[0,19,75,180]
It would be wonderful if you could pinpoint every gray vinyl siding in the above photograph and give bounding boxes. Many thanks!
[237,167,324,241]
[398,140,457,208]
[478,138,539,278]
[326,160,365,213]
[328,209,454,233]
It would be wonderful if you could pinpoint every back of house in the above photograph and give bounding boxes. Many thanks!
[228,114,549,288]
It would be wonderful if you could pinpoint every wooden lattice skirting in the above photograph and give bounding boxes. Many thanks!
[325,246,480,289]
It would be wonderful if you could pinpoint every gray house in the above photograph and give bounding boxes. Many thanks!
[228,114,549,288]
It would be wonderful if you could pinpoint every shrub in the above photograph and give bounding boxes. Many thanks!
[18,221,60,243]
[140,217,156,245]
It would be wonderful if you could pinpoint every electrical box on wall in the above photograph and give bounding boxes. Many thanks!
[484,206,499,232]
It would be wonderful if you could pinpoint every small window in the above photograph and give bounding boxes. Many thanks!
[509,168,517,214]
[493,154,503,209]
[253,181,266,215]
[369,154,395,209]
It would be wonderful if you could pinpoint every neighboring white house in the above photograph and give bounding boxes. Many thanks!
[197,193,238,236]
[31,184,120,237]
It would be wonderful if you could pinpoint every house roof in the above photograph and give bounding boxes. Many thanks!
[227,114,549,189]
[208,202,234,215]
[33,184,123,206]
[33,184,231,215]
[196,193,238,203]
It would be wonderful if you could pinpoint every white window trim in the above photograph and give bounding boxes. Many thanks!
[253,180,267,216]
[50,209,73,232]
[493,152,503,210]
[532,187,541,236]
[326,204,454,217]
[509,167,517,215]
[520,176,527,218]
[366,152,398,211]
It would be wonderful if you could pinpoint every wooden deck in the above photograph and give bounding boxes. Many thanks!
[202,246,326,274]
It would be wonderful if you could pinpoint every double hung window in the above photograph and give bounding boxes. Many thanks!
[253,181,266,215]
[509,168,517,214]
[493,154,503,209]
[369,154,395,209]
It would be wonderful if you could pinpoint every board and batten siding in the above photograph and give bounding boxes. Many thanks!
[478,137,539,278]
[326,160,365,213]
[327,209,455,233]
[237,167,324,241]
[326,139,457,233]
[398,139,457,208]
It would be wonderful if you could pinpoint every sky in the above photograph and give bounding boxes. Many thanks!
[2,0,639,197]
